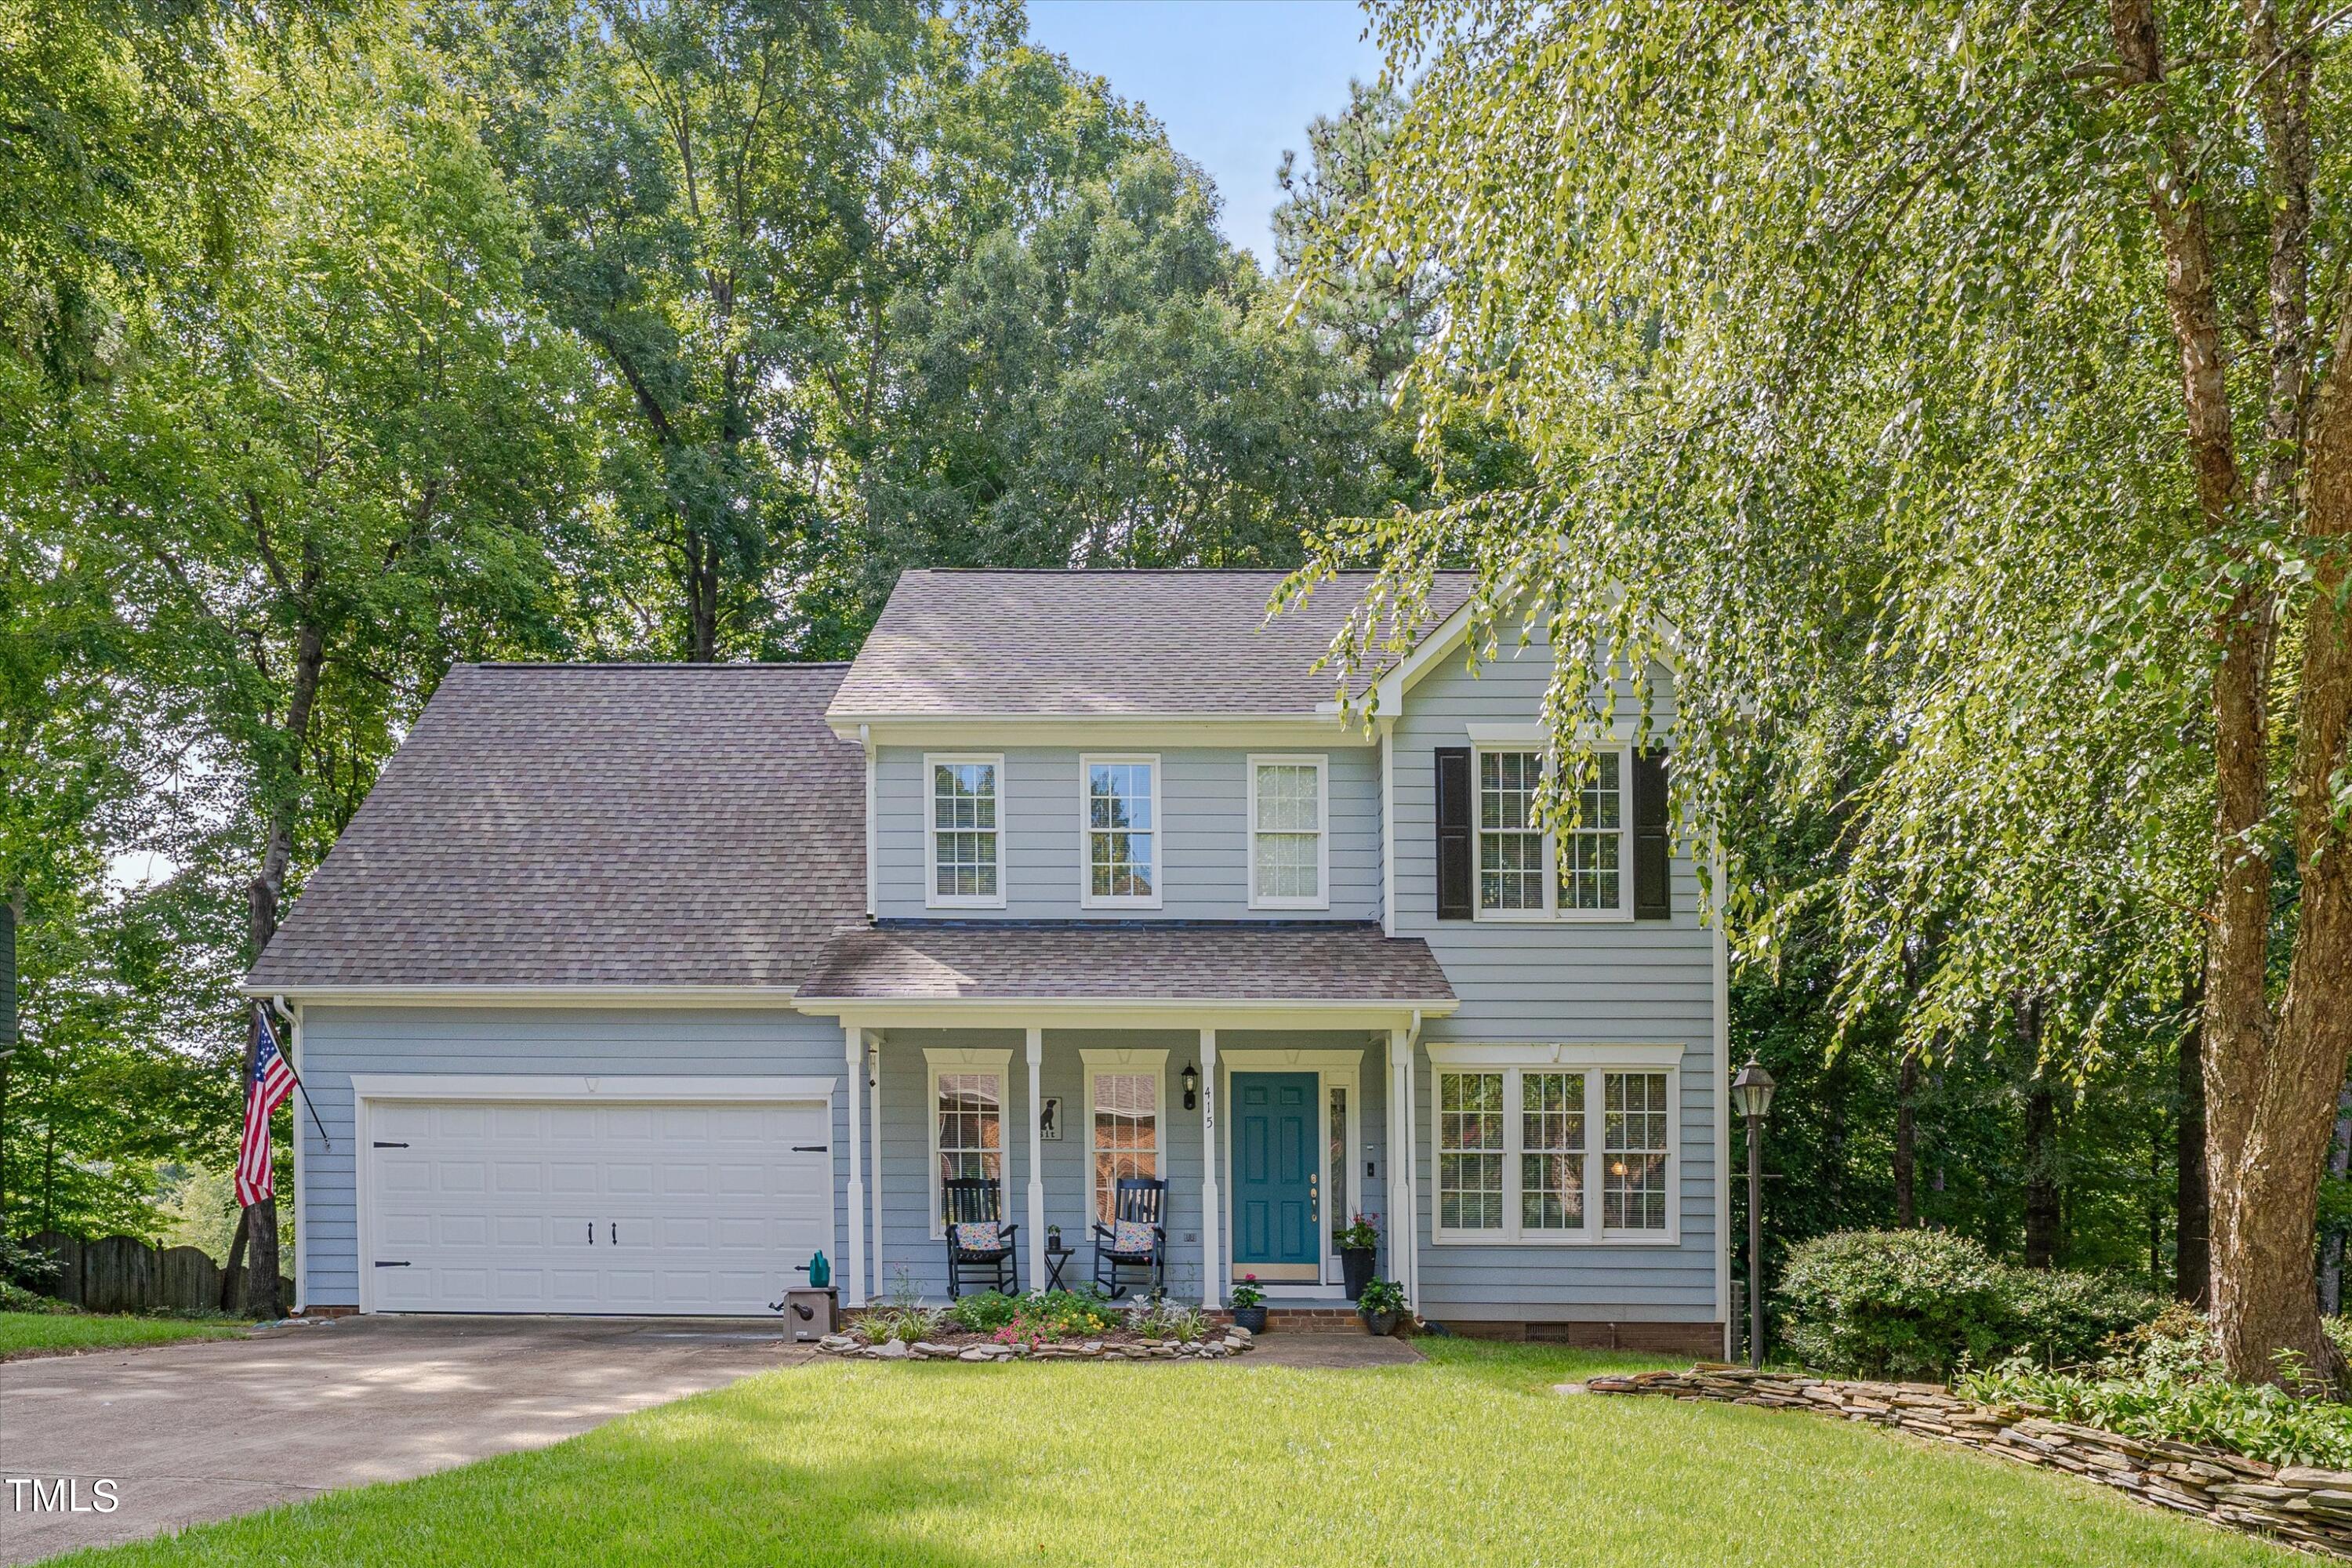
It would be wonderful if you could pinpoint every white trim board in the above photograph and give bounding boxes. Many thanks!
[246,985,800,1007]
[347,1073,838,1102]
[799,1000,1456,1032]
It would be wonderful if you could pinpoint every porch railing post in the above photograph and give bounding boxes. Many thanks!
[1026,1026,1046,1293]
[1200,1027,1220,1309]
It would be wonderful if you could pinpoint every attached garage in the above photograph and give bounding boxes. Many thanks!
[353,1076,835,1316]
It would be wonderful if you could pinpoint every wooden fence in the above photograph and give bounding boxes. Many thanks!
[18,1232,291,1315]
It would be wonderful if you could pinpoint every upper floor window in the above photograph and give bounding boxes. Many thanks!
[927,756,1003,908]
[1082,755,1158,907]
[1475,746,1630,919]
[1249,755,1327,909]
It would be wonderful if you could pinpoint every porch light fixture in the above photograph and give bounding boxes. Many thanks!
[1730,1054,1777,1368]
[1181,1062,1199,1110]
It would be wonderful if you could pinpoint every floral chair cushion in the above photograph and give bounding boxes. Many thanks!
[1110,1218,1156,1255]
[953,1220,1003,1254]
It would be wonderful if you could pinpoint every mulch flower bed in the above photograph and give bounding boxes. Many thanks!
[816,1325,1256,1362]
[1577,1365,2352,1560]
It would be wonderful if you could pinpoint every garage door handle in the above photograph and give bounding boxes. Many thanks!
[793,1145,829,1152]
[374,1261,411,1268]
[610,1223,617,1244]
[373,1141,408,1149]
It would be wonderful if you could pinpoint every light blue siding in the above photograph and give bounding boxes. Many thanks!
[294,1006,846,1311]
[1392,637,1723,1326]
[874,746,1382,920]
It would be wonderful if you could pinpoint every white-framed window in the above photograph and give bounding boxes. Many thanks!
[924,1047,1011,1238]
[1474,743,1631,920]
[1080,754,1160,908]
[1428,1047,1679,1243]
[925,754,1004,908]
[1080,1048,1167,1226]
[1247,753,1329,909]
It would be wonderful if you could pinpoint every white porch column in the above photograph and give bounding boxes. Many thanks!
[1401,1039,1421,1310]
[1386,1028,1411,1306]
[1025,1027,1046,1292]
[1200,1028,1221,1308]
[869,1033,883,1301]
[844,1025,866,1307]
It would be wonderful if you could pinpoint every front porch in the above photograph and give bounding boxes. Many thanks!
[835,1020,1419,1310]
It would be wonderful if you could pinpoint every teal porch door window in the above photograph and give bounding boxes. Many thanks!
[1232,1072,1319,1276]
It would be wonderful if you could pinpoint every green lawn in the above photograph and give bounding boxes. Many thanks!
[0,1310,243,1360]
[60,1340,2296,1567]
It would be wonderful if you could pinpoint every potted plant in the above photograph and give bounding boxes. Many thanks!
[1356,1277,1407,1337]
[1334,1213,1379,1301]
[1229,1274,1268,1333]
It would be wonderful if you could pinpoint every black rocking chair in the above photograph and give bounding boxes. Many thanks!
[943,1178,1020,1299]
[1091,1177,1168,1300]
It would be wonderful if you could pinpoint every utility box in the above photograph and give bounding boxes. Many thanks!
[779,1287,839,1341]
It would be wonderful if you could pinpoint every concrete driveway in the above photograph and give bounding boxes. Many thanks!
[0,1316,811,1564]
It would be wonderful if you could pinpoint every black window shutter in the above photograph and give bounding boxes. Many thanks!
[1632,750,1671,920]
[1435,747,1473,920]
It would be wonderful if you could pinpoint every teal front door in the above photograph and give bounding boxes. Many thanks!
[1232,1072,1319,1281]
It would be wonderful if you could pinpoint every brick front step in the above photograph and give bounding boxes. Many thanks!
[1210,1307,1373,1334]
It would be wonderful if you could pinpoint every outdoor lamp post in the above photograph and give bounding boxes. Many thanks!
[1729,1054,1777,1367]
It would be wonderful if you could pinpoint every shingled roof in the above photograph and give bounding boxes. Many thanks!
[826,569,1474,719]
[797,921,1454,1004]
[244,663,866,991]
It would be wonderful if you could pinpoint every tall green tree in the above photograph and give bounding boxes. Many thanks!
[1306,0,2352,1381]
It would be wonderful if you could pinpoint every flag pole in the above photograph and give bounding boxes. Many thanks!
[258,1001,332,1151]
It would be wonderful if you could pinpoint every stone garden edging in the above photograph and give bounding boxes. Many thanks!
[1577,1366,2352,1559]
[816,1325,1255,1362]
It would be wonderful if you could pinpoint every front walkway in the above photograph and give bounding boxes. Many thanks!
[0,1316,809,1564]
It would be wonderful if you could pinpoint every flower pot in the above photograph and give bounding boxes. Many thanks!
[1360,1308,1401,1337]
[1231,1305,1269,1333]
[1340,1247,1375,1301]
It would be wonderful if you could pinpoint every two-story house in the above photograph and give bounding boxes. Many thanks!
[244,570,1728,1352]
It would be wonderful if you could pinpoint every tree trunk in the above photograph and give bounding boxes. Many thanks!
[234,612,321,1323]
[1893,1047,1920,1229]
[2320,1076,2352,1317]
[2177,999,2210,1307]
[219,1206,249,1312]
[686,527,719,662]
[2020,998,2060,1269]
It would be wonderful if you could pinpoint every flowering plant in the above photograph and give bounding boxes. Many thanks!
[1229,1273,1265,1309]
[1333,1212,1380,1252]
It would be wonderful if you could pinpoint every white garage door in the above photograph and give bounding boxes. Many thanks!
[364,1098,833,1315]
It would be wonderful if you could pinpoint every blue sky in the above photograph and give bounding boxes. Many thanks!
[1023,1,1388,266]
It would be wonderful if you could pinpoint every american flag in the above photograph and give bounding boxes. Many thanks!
[236,1008,298,1207]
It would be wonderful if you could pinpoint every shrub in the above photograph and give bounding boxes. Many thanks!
[1776,1230,2164,1380]
[0,1280,71,1314]
[1776,1229,2007,1378]
[1997,1266,2162,1368]
[1959,1309,2352,1468]
[0,1235,59,1290]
